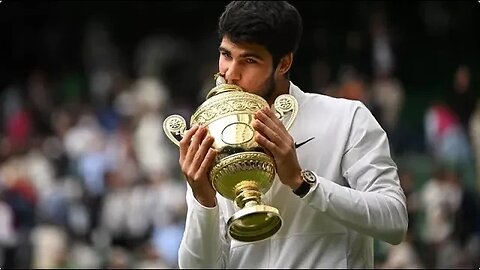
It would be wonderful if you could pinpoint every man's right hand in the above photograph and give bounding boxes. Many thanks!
[179,125,218,207]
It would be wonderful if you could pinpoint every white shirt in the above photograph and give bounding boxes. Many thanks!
[178,82,408,268]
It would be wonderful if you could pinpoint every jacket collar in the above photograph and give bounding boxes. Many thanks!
[288,81,306,107]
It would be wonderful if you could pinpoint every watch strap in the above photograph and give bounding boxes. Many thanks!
[293,180,312,198]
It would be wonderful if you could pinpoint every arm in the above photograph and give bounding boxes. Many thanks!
[178,186,231,268]
[177,125,230,268]
[305,102,408,244]
[253,103,407,245]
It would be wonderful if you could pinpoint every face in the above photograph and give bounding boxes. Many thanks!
[218,36,278,100]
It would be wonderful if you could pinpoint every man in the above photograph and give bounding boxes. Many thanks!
[177,1,408,268]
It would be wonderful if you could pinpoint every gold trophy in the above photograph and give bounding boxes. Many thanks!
[163,74,298,242]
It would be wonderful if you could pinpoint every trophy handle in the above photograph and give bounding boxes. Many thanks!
[273,94,298,131]
[163,115,187,147]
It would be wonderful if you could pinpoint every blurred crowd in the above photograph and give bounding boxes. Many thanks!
[1,2,479,269]
[0,19,194,268]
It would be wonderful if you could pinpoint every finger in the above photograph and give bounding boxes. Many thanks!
[255,130,280,156]
[183,126,207,167]
[179,125,199,162]
[190,134,215,173]
[252,117,283,146]
[256,107,287,135]
[262,106,287,129]
[260,107,295,149]
[197,148,218,180]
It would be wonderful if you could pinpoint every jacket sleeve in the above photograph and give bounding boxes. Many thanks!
[178,185,231,268]
[304,102,408,245]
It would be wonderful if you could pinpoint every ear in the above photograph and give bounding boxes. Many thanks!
[277,53,293,75]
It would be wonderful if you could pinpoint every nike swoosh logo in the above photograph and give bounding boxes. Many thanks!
[294,137,315,149]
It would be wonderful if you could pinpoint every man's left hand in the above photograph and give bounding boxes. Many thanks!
[252,106,303,190]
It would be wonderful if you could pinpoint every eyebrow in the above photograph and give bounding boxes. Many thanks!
[219,46,264,60]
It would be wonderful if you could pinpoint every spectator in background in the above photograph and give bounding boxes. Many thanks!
[420,165,458,268]
[336,64,368,103]
[370,10,395,82]
[82,20,123,108]
[448,167,480,268]
[378,229,424,269]
[469,98,480,193]
[368,9,406,155]
[424,101,472,168]
[0,155,38,268]
[370,70,405,154]
[0,195,17,267]
[420,164,480,268]
[378,169,423,269]
[398,169,421,242]
[448,65,476,134]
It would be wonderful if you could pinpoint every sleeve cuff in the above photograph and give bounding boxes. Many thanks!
[190,194,219,212]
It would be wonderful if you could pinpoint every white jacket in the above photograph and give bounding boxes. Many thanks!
[178,82,408,268]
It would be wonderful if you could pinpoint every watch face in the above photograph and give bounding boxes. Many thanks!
[302,170,316,184]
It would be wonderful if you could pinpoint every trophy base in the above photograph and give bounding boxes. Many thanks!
[227,205,282,242]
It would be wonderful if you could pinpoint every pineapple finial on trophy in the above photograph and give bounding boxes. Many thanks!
[214,72,226,86]
[207,72,237,99]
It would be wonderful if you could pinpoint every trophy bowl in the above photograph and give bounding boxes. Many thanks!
[163,74,298,242]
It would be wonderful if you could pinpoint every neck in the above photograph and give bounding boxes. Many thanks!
[267,78,290,106]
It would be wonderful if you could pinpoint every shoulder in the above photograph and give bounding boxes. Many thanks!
[290,82,373,123]
[301,91,367,119]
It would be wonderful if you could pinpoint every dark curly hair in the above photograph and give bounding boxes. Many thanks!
[218,1,303,73]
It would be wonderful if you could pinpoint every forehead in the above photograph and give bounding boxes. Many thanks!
[220,36,271,59]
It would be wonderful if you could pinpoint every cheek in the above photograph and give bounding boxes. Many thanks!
[218,57,227,74]
[250,78,266,91]
[244,70,270,91]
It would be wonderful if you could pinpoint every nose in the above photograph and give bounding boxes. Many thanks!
[224,62,241,84]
